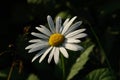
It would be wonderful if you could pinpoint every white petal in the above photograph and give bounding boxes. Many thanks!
[26,41,48,49]
[54,47,59,64]
[65,38,81,43]
[39,47,53,63]
[64,43,83,51]
[47,15,55,33]
[65,21,83,35]
[56,16,62,33]
[70,33,87,39]
[25,42,42,49]
[62,16,77,34]
[60,26,63,33]
[31,32,49,39]
[48,47,56,63]
[59,18,69,33]
[36,25,51,36]
[63,18,70,26]
[28,44,48,53]
[29,39,47,43]
[66,29,86,38]
[40,25,52,34]
[29,39,41,43]
[31,48,47,62]
[59,47,69,58]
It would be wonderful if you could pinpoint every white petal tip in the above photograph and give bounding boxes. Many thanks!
[74,16,77,19]
[28,51,32,53]
[63,55,69,59]
[57,16,61,19]
[39,25,43,27]
[39,60,42,63]
[75,16,77,17]
[31,58,35,62]
[55,61,59,64]
[31,32,34,35]
[25,47,28,50]
[39,58,43,63]
[84,34,88,37]
[28,41,31,43]
[54,58,59,64]
[35,27,39,29]
[31,60,34,62]
[65,55,69,58]
[48,61,51,64]
[83,28,86,31]
[47,15,51,18]
[25,46,30,50]
[48,59,51,63]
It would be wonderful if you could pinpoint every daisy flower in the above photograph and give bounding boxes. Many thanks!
[25,15,87,64]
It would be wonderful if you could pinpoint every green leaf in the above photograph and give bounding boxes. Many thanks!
[85,68,116,80]
[0,72,7,78]
[27,74,39,80]
[67,44,95,80]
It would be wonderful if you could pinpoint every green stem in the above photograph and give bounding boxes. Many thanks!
[87,21,113,72]
[61,55,65,80]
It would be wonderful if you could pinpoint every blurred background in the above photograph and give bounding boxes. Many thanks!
[0,0,119,80]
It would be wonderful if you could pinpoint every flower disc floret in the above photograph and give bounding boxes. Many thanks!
[49,33,64,46]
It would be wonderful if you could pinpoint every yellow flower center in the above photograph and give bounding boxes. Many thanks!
[49,33,64,46]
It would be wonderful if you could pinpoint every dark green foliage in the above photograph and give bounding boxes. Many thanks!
[85,68,116,80]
